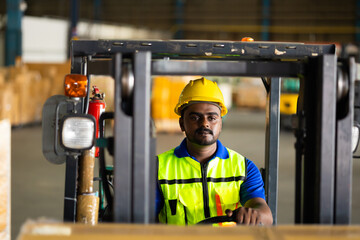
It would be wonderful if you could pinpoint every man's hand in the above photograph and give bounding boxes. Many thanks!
[225,197,273,225]
[225,207,262,225]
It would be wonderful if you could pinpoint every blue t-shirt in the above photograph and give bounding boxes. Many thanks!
[156,139,265,215]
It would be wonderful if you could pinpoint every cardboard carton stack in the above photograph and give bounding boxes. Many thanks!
[233,77,266,109]
[27,61,70,97]
[0,61,70,126]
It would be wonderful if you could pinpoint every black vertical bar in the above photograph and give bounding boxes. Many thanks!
[70,0,79,38]
[294,77,306,223]
[356,0,360,43]
[149,120,157,223]
[63,156,78,222]
[334,58,355,224]
[294,132,303,223]
[71,56,90,113]
[71,56,83,74]
[84,57,91,114]
[63,55,85,222]
[264,77,280,225]
[303,55,336,223]
[317,55,337,223]
[133,51,155,223]
[68,0,79,58]
[113,53,133,222]
[302,58,317,223]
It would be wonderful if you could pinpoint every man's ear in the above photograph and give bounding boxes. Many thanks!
[179,117,185,131]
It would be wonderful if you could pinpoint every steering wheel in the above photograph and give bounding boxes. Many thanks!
[197,215,237,224]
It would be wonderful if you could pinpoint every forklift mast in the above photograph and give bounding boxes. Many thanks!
[45,40,355,225]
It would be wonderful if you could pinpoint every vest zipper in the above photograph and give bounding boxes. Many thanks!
[201,162,210,218]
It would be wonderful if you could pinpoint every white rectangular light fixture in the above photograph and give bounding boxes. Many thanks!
[61,115,96,150]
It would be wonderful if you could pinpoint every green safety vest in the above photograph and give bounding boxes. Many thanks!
[157,148,247,225]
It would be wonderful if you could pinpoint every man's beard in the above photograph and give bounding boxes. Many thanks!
[187,127,217,146]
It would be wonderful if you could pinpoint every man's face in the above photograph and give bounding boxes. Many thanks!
[180,102,222,146]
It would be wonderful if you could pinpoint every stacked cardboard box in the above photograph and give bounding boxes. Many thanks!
[0,61,70,126]
[27,61,70,97]
[233,77,266,109]
[17,221,360,239]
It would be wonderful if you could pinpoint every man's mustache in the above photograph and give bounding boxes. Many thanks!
[196,127,213,135]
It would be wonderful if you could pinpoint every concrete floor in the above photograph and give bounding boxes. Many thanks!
[11,109,360,239]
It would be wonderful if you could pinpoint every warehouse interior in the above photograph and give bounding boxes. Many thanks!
[1,0,360,239]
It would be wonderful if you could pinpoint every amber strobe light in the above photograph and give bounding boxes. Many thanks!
[241,37,254,42]
[64,74,88,97]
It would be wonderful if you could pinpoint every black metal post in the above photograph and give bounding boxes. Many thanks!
[334,58,355,223]
[302,55,337,223]
[294,77,306,223]
[264,77,280,225]
[63,156,78,221]
[113,53,133,222]
[133,51,156,223]
[62,54,88,222]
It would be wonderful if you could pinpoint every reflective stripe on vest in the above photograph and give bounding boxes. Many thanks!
[158,148,247,225]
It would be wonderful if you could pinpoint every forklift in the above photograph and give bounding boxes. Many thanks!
[40,39,357,230]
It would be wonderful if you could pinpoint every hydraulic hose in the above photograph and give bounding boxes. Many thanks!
[99,112,114,219]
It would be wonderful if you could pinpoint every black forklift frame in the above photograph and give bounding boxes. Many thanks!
[64,40,354,225]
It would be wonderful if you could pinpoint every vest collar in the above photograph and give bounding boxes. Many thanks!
[174,138,229,162]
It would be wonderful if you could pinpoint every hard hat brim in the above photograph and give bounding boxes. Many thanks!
[175,99,228,117]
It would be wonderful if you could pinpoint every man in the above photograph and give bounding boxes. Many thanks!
[156,77,273,226]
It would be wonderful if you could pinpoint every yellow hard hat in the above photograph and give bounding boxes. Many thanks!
[174,77,228,116]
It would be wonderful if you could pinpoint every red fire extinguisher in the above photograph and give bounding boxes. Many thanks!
[88,86,106,157]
